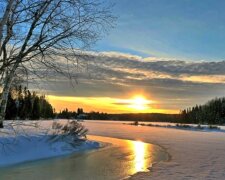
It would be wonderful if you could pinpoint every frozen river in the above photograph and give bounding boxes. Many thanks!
[0,135,168,180]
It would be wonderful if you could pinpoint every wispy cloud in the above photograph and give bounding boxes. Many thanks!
[82,51,225,84]
[34,51,225,112]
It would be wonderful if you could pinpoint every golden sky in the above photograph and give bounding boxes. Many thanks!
[47,95,178,114]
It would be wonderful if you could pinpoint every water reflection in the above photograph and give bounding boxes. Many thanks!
[87,136,153,175]
[132,141,147,172]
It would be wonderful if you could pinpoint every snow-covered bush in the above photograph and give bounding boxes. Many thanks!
[50,121,88,147]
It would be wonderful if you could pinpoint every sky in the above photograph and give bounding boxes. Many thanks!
[41,0,225,114]
[97,0,225,60]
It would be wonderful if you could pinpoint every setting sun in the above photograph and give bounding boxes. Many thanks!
[129,96,151,111]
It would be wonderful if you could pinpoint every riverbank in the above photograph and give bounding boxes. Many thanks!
[0,121,99,167]
[125,122,223,133]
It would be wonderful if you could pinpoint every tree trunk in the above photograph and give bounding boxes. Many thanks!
[0,0,14,51]
[0,63,18,128]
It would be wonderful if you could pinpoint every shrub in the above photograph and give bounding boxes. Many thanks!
[50,120,88,147]
[208,125,220,130]
[196,124,204,129]
[176,124,191,128]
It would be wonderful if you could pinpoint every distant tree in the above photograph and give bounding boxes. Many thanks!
[77,108,84,115]
[5,91,17,120]
[31,94,40,120]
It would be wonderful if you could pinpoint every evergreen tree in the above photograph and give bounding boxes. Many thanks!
[2,86,54,120]
[181,97,225,124]
[31,95,40,120]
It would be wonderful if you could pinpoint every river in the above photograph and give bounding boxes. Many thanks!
[0,134,168,180]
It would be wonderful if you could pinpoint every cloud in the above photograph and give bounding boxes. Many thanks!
[31,51,225,111]
[31,50,225,84]
[80,51,225,84]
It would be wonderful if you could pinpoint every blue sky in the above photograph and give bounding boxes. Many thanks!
[42,0,225,113]
[96,0,225,61]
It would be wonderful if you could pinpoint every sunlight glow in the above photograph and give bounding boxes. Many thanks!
[130,96,151,110]
[47,95,178,114]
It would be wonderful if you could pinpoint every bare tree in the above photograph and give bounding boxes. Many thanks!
[0,0,115,128]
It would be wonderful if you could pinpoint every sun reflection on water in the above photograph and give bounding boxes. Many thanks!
[131,141,148,172]
[87,135,153,175]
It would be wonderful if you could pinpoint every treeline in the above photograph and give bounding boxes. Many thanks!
[57,108,84,119]
[180,97,225,124]
[56,109,181,122]
[90,113,181,122]
[5,86,54,120]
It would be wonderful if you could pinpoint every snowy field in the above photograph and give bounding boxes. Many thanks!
[82,120,225,180]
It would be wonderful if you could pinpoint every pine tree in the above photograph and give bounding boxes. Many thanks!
[31,95,40,120]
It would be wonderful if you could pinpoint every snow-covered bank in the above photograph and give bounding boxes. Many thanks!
[0,121,99,167]
[83,120,225,180]
[126,122,224,133]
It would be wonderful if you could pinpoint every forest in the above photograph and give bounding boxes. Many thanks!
[180,97,225,125]
[4,86,54,120]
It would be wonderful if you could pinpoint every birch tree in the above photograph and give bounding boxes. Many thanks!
[0,0,114,128]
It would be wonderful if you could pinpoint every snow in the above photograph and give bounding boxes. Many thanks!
[126,122,225,133]
[1,119,225,179]
[82,120,225,180]
[0,121,99,167]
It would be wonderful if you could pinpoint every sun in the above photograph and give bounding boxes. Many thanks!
[130,96,150,111]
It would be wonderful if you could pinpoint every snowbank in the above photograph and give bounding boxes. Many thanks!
[126,122,224,133]
[0,121,99,167]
